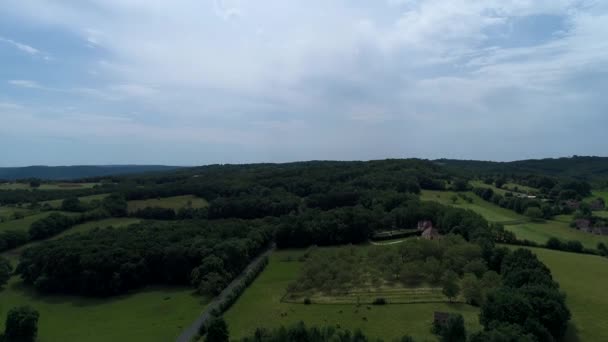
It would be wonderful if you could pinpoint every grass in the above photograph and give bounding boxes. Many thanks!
[0,211,78,233]
[224,249,480,342]
[0,183,99,190]
[0,207,33,221]
[421,190,527,224]
[1,218,142,265]
[40,193,109,209]
[0,277,207,342]
[505,220,608,249]
[127,195,208,213]
[506,246,608,342]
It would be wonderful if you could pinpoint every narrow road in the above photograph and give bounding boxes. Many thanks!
[176,246,275,342]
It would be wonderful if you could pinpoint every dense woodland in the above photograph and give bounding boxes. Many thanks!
[0,158,583,340]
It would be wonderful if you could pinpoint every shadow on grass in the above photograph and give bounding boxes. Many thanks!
[563,322,581,342]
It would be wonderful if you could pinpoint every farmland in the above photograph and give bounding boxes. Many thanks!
[0,277,207,342]
[0,182,99,191]
[40,193,109,209]
[127,195,208,213]
[0,211,78,233]
[225,249,481,341]
[421,190,526,224]
[511,246,608,342]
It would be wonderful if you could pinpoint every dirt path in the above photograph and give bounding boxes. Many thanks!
[176,246,275,342]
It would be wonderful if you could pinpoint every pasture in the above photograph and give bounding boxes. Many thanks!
[40,193,109,209]
[224,249,481,341]
[0,182,99,190]
[127,195,208,213]
[0,277,207,342]
[510,246,608,342]
[420,190,526,224]
[0,211,77,233]
[505,220,608,249]
[1,218,142,263]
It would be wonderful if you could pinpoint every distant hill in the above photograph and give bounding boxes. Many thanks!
[0,165,183,181]
[437,156,608,181]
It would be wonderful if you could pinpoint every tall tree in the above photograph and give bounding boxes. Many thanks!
[4,306,40,342]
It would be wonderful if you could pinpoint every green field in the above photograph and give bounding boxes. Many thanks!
[225,250,480,342]
[0,277,206,342]
[0,211,77,233]
[1,218,142,264]
[508,246,608,342]
[127,195,208,213]
[0,183,99,190]
[506,220,608,249]
[0,207,33,221]
[40,193,109,209]
[421,190,527,224]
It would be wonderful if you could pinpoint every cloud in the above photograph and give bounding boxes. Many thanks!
[0,0,607,163]
[0,36,40,55]
[8,80,42,88]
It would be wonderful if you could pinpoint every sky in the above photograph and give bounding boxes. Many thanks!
[1,0,607,166]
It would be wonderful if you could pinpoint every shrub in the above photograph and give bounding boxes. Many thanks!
[304,298,312,305]
[372,298,387,305]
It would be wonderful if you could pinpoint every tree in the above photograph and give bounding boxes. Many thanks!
[450,195,458,204]
[441,270,460,302]
[524,207,543,221]
[4,306,40,342]
[0,256,12,288]
[29,180,41,188]
[205,316,229,342]
[61,197,86,212]
[441,314,466,342]
[461,273,483,306]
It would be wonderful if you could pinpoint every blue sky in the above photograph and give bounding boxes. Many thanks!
[1,0,607,166]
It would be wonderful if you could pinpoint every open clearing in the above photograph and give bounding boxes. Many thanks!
[0,211,78,233]
[0,183,99,190]
[40,193,109,209]
[127,195,208,213]
[1,217,142,263]
[506,220,608,249]
[421,190,526,224]
[0,277,207,342]
[224,249,480,342]
[507,246,608,342]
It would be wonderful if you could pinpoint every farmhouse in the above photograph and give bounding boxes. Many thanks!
[575,219,591,232]
[590,199,605,211]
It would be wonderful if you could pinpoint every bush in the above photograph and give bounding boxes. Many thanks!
[372,298,387,305]
[303,298,312,305]
[4,306,40,342]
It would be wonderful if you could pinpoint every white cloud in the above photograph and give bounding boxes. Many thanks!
[0,36,40,55]
[8,80,42,88]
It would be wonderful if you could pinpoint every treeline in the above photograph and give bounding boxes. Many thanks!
[478,248,570,341]
[16,219,274,296]
[239,322,415,342]
[473,187,557,219]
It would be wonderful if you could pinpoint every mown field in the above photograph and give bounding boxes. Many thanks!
[421,190,526,224]
[0,277,206,342]
[422,190,608,249]
[225,249,480,342]
[0,211,78,233]
[40,193,109,209]
[0,182,99,190]
[127,195,208,213]
[1,217,142,263]
[506,220,608,249]
[508,246,608,342]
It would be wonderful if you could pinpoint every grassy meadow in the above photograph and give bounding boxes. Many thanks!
[40,193,109,209]
[508,246,608,342]
[0,277,206,342]
[421,190,526,224]
[0,183,99,191]
[127,195,208,213]
[0,211,78,233]
[225,249,480,342]
[506,220,608,249]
